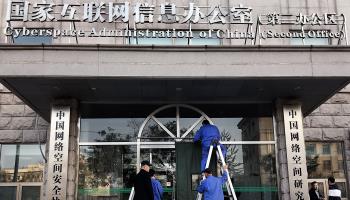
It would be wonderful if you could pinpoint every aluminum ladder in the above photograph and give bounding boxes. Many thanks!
[128,187,135,200]
[196,141,237,200]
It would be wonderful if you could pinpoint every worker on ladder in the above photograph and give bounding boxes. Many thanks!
[194,120,227,171]
[194,120,237,200]
[197,165,228,200]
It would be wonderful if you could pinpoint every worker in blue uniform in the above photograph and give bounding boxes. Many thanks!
[194,120,227,171]
[149,169,163,200]
[197,165,228,200]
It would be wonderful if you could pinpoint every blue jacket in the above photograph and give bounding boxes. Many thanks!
[194,124,221,148]
[197,172,228,200]
[151,178,163,200]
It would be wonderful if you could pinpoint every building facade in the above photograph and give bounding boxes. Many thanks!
[0,0,349,200]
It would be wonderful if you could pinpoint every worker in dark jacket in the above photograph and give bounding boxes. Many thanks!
[197,165,228,200]
[309,181,324,200]
[194,120,227,171]
[328,176,341,200]
[149,169,163,200]
[133,160,154,200]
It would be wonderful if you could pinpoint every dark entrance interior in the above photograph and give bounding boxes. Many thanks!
[176,142,218,200]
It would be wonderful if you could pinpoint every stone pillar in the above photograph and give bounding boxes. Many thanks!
[275,99,310,200]
[275,99,291,200]
[275,100,309,200]
[43,99,79,200]
[66,100,79,200]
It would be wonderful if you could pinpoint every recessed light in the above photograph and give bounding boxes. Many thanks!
[294,86,301,90]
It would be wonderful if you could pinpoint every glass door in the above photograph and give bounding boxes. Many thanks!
[140,147,176,200]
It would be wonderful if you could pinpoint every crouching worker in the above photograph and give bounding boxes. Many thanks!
[197,165,228,200]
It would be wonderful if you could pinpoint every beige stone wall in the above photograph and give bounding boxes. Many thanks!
[0,83,49,143]
[304,87,350,197]
[304,88,350,141]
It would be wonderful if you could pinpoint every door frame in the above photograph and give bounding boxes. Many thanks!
[140,145,177,200]
[308,178,348,200]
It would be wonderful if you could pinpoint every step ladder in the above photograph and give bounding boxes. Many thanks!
[196,140,237,200]
[128,187,134,200]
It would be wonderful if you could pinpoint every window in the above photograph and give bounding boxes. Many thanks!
[0,186,16,200]
[337,143,342,154]
[130,37,174,45]
[0,144,45,200]
[323,160,331,170]
[21,186,41,200]
[0,144,46,183]
[129,30,221,45]
[306,142,345,179]
[290,30,330,45]
[79,104,277,200]
[306,142,348,199]
[322,144,330,154]
[306,143,316,155]
[338,160,344,171]
[11,28,53,45]
[188,31,221,45]
[13,35,52,44]
[78,146,136,200]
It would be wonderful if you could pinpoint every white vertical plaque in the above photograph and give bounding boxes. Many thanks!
[47,106,70,200]
[283,104,310,200]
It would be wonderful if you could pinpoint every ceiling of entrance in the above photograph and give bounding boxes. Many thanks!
[2,78,348,120]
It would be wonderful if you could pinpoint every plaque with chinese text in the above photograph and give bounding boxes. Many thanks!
[47,106,70,200]
[283,105,309,200]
